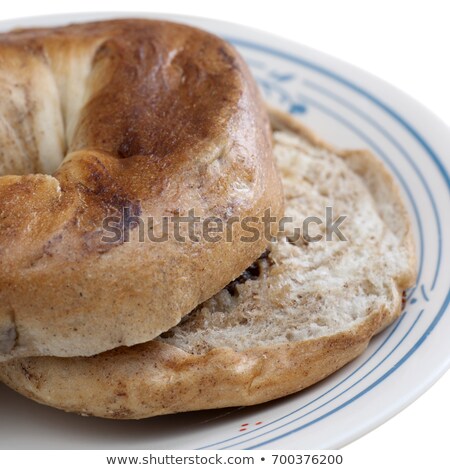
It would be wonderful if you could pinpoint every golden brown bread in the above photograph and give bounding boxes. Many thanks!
[0,110,416,419]
[0,19,284,360]
[0,321,378,419]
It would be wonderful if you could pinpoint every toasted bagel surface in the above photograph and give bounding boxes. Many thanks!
[0,110,416,418]
[0,19,284,360]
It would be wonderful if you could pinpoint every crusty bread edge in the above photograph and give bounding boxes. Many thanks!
[0,109,418,419]
[269,107,417,331]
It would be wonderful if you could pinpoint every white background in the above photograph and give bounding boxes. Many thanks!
[0,0,449,457]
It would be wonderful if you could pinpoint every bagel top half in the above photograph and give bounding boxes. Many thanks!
[0,19,284,360]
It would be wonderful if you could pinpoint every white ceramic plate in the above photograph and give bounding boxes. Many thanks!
[0,12,449,450]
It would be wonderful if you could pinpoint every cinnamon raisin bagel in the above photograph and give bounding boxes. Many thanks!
[0,19,284,360]
[0,110,416,419]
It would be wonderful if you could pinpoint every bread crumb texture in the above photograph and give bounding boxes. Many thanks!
[159,130,413,353]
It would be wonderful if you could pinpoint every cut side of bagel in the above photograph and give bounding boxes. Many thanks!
[0,110,417,419]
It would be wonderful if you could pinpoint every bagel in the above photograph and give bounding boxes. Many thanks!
[0,19,284,360]
[0,110,417,418]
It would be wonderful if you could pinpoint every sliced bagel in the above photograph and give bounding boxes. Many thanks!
[0,19,284,360]
[0,110,417,418]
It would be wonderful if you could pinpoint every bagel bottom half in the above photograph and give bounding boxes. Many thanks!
[0,110,416,419]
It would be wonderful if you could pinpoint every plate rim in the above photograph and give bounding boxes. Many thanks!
[0,11,449,450]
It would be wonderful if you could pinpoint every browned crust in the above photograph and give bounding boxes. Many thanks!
[0,20,284,360]
[0,110,417,418]
[0,305,394,419]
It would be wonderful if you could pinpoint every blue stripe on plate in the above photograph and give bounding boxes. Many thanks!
[196,38,450,450]
[246,303,450,449]
[226,38,450,190]
[239,310,424,449]
[199,309,408,450]
[200,90,427,449]
[302,79,441,290]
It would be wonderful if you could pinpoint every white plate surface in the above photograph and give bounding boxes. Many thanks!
[0,12,449,450]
